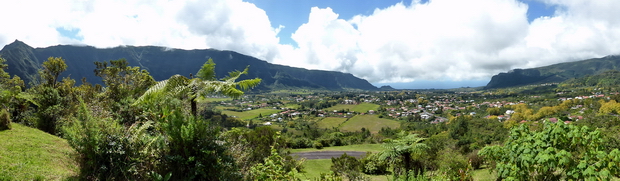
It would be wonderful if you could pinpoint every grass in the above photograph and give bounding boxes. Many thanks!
[200,97,232,102]
[339,115,400,133]
[471,168,496,181]
[300,159,388,181]
[300,159,331,180]
[350,103,381,113]
[221,108,281,120]
[324,103,380,113]
[0,123,79,180]
[291,144,383,153]
[317,117,348,129]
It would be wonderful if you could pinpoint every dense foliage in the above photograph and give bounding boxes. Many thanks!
[480,121,620,180]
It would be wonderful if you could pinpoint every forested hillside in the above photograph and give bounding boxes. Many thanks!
[486,55,620,89]
[0,40,377,91]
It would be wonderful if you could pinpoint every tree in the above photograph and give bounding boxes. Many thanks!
[94,59,155,102]
[40,57,67,88]
[379,131,429,179]
[135,58,261,117]
[480,121,620,180]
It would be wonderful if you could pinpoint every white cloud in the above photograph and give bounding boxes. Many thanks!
[1,0,620,84]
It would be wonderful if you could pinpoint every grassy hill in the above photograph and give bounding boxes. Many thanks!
[0,123,78,180]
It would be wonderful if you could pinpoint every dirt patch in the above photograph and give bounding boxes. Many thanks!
[291,151,367,160]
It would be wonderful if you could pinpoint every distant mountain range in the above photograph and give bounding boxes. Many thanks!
[0,40,377,91]
[486,55,620,89]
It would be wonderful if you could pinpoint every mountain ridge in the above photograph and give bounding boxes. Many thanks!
[0,40,378,91]
[486,55,620,89]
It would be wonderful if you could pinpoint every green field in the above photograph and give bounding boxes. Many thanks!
[200,97,232,102]
[221,108,281,120]
[324,103,380,113]
[340,115,400,133]
[317,117,348,129]
[291,144,383,153]
[0,123,78,180]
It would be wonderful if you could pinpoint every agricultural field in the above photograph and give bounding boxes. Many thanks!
[200,97,232,102]
[324,103,380,113]
[317,117,348,129]
[0,124,78,180]
[221,108,282,120]
[291,144,383,153]
[339,115,400,133]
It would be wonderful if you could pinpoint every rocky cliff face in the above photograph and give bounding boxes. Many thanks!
[0,40,377,91]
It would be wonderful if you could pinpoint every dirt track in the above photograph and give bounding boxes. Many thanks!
[291,151,367,160]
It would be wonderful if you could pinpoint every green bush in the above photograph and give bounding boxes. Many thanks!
[159,106,241,180]
[0,109,11,130]
[313,141,324,149]
[330,153,367,180]
[436,149,472,181]
[360,152,389,175]
[63,101,160,180]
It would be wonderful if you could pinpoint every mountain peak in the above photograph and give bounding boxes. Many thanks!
[2,40,32,51]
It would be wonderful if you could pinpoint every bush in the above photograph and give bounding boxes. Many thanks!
[331,153,367,180]
[0,109,11,130]
[313,141,324,149]
[467,150,484,169]
[63,102,160,180]
[360,152,389,175]
[159,106,241,180]
[436,149,472,181]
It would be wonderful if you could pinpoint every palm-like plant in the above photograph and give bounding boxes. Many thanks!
[379,131,428,179]
[135,58,261,116]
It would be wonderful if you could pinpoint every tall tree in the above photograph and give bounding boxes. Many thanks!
[135,58,261,117]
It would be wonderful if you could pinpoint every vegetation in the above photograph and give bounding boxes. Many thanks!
[0,123,78,180]
[340,115,400,133]
[480,121,620,180]
[2,49,620,180]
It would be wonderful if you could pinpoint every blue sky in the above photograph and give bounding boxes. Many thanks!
[1,0,619,89]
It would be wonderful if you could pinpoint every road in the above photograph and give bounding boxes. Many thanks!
[291,151,367,160]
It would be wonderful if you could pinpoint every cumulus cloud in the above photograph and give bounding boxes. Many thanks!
[1,0,620,84]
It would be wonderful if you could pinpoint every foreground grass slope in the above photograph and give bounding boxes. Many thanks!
[0,123,78,180]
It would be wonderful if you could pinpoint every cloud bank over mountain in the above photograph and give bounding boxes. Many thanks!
[1,0,619,84]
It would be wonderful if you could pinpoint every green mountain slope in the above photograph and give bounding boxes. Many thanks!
[0,40,377,91]
[486,55,620,89]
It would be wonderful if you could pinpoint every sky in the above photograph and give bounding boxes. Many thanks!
[1,0,620,89]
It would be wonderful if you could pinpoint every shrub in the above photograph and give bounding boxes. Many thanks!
[0,109,11,130]
[330,153,367,180]
[467,150,484,169]
[159,106,241,180]
[313,141,324,149]
[360,152,389,175]
[63,101,160,180]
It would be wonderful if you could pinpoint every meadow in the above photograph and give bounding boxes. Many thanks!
[339,115,400,133]
[221,108,282,120]
[324,103,380,113]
